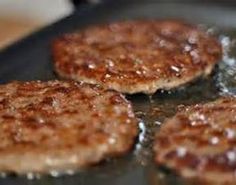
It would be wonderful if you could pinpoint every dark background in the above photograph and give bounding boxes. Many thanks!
[0,0,236,184]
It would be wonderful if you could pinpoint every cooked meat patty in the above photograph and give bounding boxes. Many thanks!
[0,80,138,174]
[52,20,222,94]
[154,97,236,184]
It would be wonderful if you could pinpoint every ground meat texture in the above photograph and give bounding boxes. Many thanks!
[52,20,222,94]
[0,80,138,174]
[154,97,236,184]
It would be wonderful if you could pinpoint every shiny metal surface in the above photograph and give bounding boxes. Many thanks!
[0,1,236,184]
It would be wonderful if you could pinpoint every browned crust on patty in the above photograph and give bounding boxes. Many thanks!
[52,20,222,94]
[0,80,138,174]
[154,97,236,184]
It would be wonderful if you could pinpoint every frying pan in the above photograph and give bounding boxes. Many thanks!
[0,0,236,184]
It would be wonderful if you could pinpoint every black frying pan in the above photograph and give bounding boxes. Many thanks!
[0,1,236,184]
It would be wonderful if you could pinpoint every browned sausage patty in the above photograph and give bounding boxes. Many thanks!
[154,97,236,184]
[52,20,222,94]
[0,81,138,174]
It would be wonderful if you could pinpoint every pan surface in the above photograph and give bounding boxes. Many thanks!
[0,0,236,184]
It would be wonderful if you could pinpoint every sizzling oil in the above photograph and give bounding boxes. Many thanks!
[2,27,236,185]
[127,27,236,185]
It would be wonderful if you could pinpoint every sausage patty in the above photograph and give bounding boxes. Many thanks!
[52,20,222,94]
[154,97,236,184]
[0,81,138,174]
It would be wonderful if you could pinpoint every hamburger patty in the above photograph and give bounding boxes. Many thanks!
[154,97,236,184]
[52,20,222,94]
[0,81,138,174]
